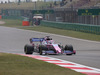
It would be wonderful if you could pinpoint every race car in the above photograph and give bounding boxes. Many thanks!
[24,36,76,55]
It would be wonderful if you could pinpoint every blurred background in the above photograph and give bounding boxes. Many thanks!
[0,0,100,35]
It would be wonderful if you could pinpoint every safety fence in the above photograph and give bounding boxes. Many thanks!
[1,9,31,20]
[41,20,100,35]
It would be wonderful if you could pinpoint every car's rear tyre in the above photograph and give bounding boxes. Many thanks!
[64,45,73,51]
[24,44,34,54]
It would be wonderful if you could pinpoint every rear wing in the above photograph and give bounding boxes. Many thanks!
[30,38,44,42]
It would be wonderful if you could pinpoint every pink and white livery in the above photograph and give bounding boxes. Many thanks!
[24,36,76,55]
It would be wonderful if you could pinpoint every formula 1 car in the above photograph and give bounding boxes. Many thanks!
[24,36,76,55]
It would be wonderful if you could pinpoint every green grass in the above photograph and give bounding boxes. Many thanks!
[0,19,100,41]
[0,53,85,75]
[0,19,22,27]
[22,26,100,41]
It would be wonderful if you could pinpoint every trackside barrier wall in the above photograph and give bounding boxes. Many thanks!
[0,15,2,19]
[22,18,30,26]
[41,20,100,35]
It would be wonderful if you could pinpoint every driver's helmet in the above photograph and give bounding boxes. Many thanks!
[45,36,52,40]
[47,40,52,44]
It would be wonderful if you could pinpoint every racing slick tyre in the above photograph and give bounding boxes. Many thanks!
[64,45,73,55]
[64,45,73,51]
[24,44,34,54]
[39,45,48,55]
[39,45,47,53]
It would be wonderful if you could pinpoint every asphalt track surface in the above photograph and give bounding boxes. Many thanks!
[0,26,100,69]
